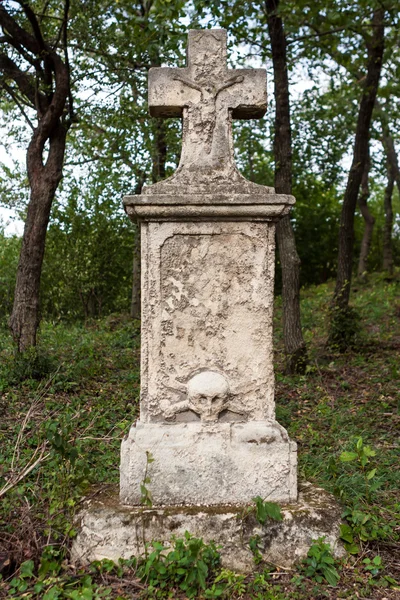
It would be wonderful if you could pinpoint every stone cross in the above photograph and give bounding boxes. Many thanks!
[121,29,297,507]
[148,30,266,177]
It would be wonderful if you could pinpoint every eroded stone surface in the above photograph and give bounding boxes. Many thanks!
[120,421,297,505]
[146,30,269,194]
[72,483,345,572]
[137,221,276,424]
[120,28,297,508]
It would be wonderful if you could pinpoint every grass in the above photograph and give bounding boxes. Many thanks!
[0,274,399,598]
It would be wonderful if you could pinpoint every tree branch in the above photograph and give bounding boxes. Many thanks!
[0,52,38,106]
[14,0,53,91]
[3,81,35,129]
[0,5,41,56]
[62,0,73,122]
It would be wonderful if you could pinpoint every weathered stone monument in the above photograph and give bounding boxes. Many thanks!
[120,28,297,506]
[73,29,344,571]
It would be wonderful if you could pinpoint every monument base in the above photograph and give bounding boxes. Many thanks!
[120,421,297,506]
[72,482,345,572]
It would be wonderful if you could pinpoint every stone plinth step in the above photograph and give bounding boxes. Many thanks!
[72,482,345,573]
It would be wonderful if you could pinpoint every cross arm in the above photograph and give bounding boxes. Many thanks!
[229,69,267,119]
[148,67,200,118]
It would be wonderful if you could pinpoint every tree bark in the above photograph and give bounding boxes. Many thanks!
[1,2,72,352]
[383,167,395,275]
[357,151,374,280]
[130,174,145,319]
[9,124,68,350]
[376,100,400,199]
[151,119,167,183]
[265,0,307,374]
[332,8,384,314]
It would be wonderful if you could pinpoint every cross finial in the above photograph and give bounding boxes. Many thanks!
[148,30,267,190]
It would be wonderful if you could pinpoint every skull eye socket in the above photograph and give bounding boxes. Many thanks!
[212,394,223,402]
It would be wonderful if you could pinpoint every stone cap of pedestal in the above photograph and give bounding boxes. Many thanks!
[124,191,295,222]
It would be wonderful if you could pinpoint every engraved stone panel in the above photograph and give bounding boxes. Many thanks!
[139,221,276,423]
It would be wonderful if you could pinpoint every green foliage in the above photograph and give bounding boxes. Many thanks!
[340,506,396,550]
[6,347,55,383]
[140,451,155,508]
[299,538,340,587]
[249,535,263,565]
[339,436,379,504]
[137,532,221,598]
[253,496,283,525]
[327,303,361,351]
[1,276,399,598]
[362,555,383,578]
[0,231,20,319]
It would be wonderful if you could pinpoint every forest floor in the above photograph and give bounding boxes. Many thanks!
[0,273,399,599]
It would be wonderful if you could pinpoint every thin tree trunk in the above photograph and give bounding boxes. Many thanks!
[151,119,167,183]
[357,151,374,280]
[332,8,384,316]
[383,168,395,275]
[376,100,400,199]
[265,0,307,374]
[1,2,72,352]
[130,173,146,319]
[10,124,68,351]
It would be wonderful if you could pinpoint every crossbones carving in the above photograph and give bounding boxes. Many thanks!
[164,370,230,423]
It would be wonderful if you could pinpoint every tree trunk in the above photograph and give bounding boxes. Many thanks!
[130,174,146,319]
[357,152,374,280]
[9,124,68,352]
[332,9,384,315]
[151,119,167,183]
[265,0,307,374]
[376,100,400,199]
[383,168,395,275]
[130,118,167,320]
[130,223,141,319]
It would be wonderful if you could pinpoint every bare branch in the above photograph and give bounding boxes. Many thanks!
[0,52,39,105]
[14,0,53,90]
[62,0,74,122]
[14,0,47,52]
[0,5,41,56]
[287,26,348,46]
[38,0,52,24]
[2,81,35,129]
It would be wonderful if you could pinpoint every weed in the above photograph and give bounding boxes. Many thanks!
[137,532,220,598]
[298,537,340,587]
[339,436,377,502]
[327,304,361,352]
[140,451,154,508]
[252,496,283,525]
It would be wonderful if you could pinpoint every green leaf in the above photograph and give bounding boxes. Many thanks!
[344,542,360,555]
[356,437,363,450]
[363,446,376,457]
[20,560,35,578]
[366,468,377,480]
[340,451,358,462]
[323,565,340,586]
[252,496,282,524]
[339,524,353,544]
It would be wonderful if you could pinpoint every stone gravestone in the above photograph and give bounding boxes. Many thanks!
[73,29,344,571]
[121,29,297,506]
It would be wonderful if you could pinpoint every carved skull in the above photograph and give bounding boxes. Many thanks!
[187,371,229,422]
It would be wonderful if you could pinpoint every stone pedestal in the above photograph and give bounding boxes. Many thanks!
[121,422,297,505]
[121,197,297,506]
[72,483,345,572]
